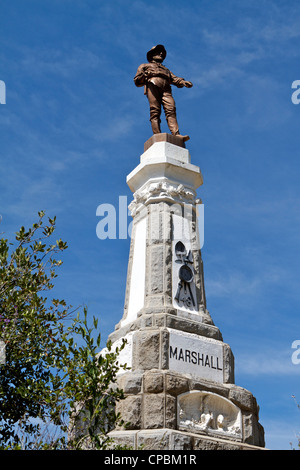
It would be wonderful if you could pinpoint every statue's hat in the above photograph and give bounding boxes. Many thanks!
[147,44,167,62]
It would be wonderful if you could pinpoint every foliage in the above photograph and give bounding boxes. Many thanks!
[54,309,129,450]
[0,212,128,449]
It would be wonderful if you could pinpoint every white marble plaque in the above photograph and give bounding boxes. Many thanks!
[168,329,224,382]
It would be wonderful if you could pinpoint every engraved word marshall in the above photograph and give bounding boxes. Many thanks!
[170,345,222,371]
[168,330,224,382]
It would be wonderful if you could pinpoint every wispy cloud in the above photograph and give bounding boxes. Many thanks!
[19,46,102,78]
[189,0,300,126]
[236,347,300,377]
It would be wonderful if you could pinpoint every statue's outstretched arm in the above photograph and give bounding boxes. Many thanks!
[170,71,193,89]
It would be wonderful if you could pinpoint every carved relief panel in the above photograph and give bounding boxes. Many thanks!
[177,391,242,439]
[172,238,198,313]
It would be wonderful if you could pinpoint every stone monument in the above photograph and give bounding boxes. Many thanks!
[106,135,265,450]
[105,46,265,450]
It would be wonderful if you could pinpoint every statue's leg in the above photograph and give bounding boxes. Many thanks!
[147,82,162,134]
[162,89,180,135]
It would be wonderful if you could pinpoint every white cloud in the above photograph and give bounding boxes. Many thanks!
[206,264,281,300]
[236,348,300,376]
[19,46,103,79]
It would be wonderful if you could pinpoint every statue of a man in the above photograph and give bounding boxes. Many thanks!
[134,44,193,141]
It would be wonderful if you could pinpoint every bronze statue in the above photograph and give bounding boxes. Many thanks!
[134,45,193,141]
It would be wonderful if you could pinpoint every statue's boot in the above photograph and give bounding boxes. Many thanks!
[166,114,179,136]
[167,115,190,142]
[176,134,190,142]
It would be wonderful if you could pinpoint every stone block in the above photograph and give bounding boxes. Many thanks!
[143,393,165,429]
[137,429,171,450]
[223,343,235,383]
[138,314,155,328]
[164,245,173,304]
[149,245,164,293]
[160,328,169,369]
[228,386,257,412]
[143,370,164,393]
[193,436,241,450]
[170,431,193,450]
[132,330,160,370]
[257,422,266,447]
[118,372,142,394]
[190,378,229,398]
[108,430,137,449]
[165,372,189,396]
[145,294,165,308]
[149,206,163,243]
[117,395,142,430]
[165,395,177,429]
[243,412,264,446]
[165,314,222,340]
[153,313,168,328]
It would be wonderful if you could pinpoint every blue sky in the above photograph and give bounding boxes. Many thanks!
[1,0,300,450]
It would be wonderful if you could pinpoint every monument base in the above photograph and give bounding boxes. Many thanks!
[108,367,265,450]
[108,428,266,451]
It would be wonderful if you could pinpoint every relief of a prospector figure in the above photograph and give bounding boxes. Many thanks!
[134,44,193,141]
